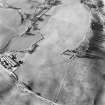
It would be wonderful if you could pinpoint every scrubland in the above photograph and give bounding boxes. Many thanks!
[0,0,105,105]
